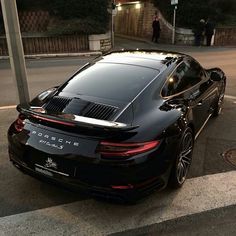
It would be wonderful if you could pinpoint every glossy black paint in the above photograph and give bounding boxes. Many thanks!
[8,50,226,201]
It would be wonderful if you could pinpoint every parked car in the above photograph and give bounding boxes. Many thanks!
[8,50,226,202]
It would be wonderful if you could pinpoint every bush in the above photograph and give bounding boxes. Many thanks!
[48,0,110,35]
[50,0,109,22]
[47,18,108,35]
[17,0,49,11]
[16,0,110,35]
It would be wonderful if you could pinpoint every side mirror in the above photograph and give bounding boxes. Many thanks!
[210,71,221,81]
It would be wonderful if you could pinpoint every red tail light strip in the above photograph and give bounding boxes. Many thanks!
[111,184,134,190]
[111,177,159,190]
[99,140,160,157]
[14,114,26,132]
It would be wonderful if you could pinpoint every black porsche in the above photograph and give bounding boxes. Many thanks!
[8,50,226,201]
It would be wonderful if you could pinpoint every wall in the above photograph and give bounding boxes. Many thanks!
[0,10,112,56]
[89,32,112,52]
[115,1,236,46]
[0,35,89,56]
[19,11,50,33]
[114,1,194,45]
[214,27,236,46]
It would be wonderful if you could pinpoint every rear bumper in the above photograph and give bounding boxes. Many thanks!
[10,155,166,202]
[8,120,177,201]
[9,149,167,202]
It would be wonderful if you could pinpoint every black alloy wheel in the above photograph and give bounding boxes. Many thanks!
[169,127,194,188]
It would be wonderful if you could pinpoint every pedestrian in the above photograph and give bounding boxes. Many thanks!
[205,18,215,46]
[193,19,205,46]
[152,16,161,43]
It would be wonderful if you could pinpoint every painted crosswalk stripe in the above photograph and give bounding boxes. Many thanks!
[0,105,16,110]
[225,95,236,100]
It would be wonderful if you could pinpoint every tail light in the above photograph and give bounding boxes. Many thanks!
[98,140,160,157]
[111,184,134,190]
[14,114,26,132]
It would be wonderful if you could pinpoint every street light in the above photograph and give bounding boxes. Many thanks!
[171,0,178,44]
[135,3,141,9]
[0,0,30,104]
[117,3,122,11]
[111,0,117,48]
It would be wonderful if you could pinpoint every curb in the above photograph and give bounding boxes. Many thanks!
[0,51,102,60]
[115,34,236,52]
[115,34,195,48]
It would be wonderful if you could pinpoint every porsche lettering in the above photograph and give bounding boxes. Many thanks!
[31,130,79,147]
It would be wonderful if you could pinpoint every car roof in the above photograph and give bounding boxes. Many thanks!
[98,50,185,71]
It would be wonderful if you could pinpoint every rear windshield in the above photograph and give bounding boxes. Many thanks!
[61,63,159,102]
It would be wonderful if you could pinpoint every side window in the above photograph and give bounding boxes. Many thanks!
[184,59,203,86]
[162,60,203,97]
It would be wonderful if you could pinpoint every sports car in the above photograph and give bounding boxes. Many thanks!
[8,50,226,202]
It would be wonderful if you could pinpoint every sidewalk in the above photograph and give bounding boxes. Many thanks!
[1,35,235,60]
[114,35,236,53]
[0,171,235,236]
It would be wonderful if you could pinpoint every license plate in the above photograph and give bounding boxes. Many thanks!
[35,163,70,177]
[35,166,53,177]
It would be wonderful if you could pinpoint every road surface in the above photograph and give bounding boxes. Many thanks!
[0,37,235,235]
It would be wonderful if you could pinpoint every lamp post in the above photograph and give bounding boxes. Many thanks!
[111,0,117,48]
[171,0,178,44]
[1,0,30,104]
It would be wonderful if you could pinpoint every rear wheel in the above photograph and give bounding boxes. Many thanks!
[169,127,194,188]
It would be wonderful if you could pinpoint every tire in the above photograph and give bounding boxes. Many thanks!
[169,127,194,189]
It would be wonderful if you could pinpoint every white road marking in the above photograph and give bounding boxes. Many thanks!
[0,171,235,235]
[225,95,236,100]
[0,105,16,110]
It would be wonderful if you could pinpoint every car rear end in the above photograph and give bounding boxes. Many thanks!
[8,52,173,201]
[8,106,169,202]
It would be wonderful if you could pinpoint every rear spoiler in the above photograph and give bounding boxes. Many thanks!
[17,104,138,131]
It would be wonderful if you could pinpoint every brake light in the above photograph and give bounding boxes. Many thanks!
[111,184,134,190]
[98,140,160,157]
[14,114,26,132]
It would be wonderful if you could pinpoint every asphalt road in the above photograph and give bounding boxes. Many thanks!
[0,38,236,219]
[0,57,94,106]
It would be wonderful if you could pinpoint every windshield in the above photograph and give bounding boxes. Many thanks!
[61,63,159,102]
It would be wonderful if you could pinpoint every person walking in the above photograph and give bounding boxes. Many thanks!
[152,17,161,43]
[205,18,215,46]
[193,19,205,46]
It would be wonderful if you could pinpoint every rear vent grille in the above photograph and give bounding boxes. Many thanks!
[64,98,91,115]
[44,96,72,113]
[44,96,118,120]
[83,103,118,120]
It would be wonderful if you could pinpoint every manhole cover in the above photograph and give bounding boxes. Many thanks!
[222,149,236,167]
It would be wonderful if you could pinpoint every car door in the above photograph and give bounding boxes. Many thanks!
[184,59,217,133]
[161,60,212,134]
